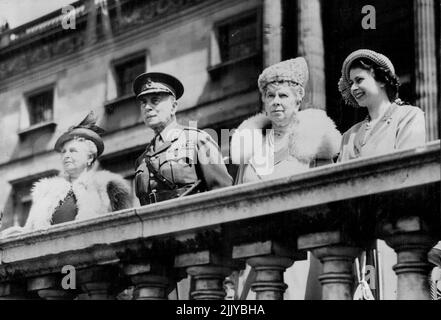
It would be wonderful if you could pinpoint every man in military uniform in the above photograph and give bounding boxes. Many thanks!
[133,72,233,206]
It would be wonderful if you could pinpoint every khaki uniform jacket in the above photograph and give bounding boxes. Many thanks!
[134,121,232,205]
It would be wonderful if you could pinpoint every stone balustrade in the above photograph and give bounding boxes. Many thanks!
[0,141,439,300]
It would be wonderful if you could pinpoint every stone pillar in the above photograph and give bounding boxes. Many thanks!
[414,0,439,141]
[187,265,232,300]
[297,0,326,109]
[98,0,113,40]
[232,240,306,300]
[123,263,173,300]
[382,217,437,300]
[298,231,361,300]
[175,250,234,300]
[311,246,360,300]
[263,0,282,68]
[77,266,118,300]
[28,275,77,300]
[85,0,97,45]
[0,281,29,299]
[247,256,294,300]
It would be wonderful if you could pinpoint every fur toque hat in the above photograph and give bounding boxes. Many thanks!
[258,57,309,94]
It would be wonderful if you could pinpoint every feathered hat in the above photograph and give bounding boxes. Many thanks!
[54,111,105,156]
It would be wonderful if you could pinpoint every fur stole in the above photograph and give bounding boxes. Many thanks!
[23,169,131,231]
[231,108,342,164]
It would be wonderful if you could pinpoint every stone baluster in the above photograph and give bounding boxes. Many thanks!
[298,231,361,300]
[233,240,306,300]
[76,265,119,300]
[123,263,174,300]
[28,274,77,300]
[175,250,233,300]
[414,0,439,141]
[381,216,437,300]
[0,281,29,299]
[297,0,326,109]
[187,265,232,300]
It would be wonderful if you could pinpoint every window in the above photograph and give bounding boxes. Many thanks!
[8,170,59,228]
[216,12,260,64]
[27,89,54,125]
[114,55,146,97]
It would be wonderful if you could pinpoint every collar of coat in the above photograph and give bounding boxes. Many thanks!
[231,108,342,164]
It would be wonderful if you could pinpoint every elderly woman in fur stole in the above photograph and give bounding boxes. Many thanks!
[1,112,131,236]
[230,57,342,300]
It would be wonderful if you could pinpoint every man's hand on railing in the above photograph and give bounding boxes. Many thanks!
[0,226,25,239]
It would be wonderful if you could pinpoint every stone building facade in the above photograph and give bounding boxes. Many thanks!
[0,0,439,264]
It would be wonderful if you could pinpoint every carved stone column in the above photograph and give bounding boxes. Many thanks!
[232,240,306,300]
[85,0,97,45]
[263,0,282,68]
[0,281,29,299]
[414,0,439,141]
[77,266,118,300]
[297,0,326,109]
[123,263,173,300]
[382,217,437,300]
[247,256,294,300]
[311,246,360,300]
[186,265,232,300]
[175,251,233,300]
[298,231,361,300]
[28,275,77,300]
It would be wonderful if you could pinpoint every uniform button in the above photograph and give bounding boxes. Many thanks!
[150,173,154,178]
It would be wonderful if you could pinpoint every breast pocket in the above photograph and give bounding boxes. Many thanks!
[162,151,198,185]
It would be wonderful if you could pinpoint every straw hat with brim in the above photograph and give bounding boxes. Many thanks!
[54,112,105,156]
[338,49,396,107]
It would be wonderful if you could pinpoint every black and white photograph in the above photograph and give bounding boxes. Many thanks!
[0,0,439,308]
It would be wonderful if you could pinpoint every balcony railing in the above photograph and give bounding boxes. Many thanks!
[0,141,439,300]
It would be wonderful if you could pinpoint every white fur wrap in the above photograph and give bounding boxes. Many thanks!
[23,170,131,231]
[231,108,342,164]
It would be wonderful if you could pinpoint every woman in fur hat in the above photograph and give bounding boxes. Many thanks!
[337,49,440,299]
[1,112,131,236]
[230,57,342,300]
[231,57,341,184]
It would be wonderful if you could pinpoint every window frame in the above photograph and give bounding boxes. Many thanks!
[209,9,262,70]
[112,50,147,98]
[24,84,55,126]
